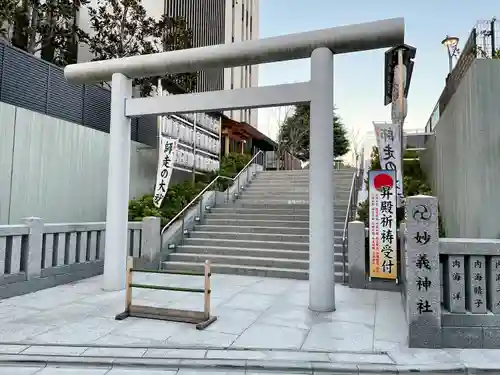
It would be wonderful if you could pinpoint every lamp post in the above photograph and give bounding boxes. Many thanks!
[441,35,460,74]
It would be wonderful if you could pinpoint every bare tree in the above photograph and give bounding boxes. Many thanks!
[274,105,307,170]
[348,126,362,167]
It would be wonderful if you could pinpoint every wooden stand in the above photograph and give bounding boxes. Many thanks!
[115,257,217,330]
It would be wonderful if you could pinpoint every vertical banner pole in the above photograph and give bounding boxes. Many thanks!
[157,78,163,155]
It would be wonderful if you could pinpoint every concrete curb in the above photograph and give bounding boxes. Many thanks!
[0,354,496,374]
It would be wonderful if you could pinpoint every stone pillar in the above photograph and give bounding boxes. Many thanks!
[22,217,43,279]
[348,221,366,289]
[309,47,335,312]
[103,73,133,291]
[140,217,161,263]
[405,195,442,348]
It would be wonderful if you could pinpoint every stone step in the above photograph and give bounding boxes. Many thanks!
[161,261,346,281]
[174,245,346,260]
[191,227,344,243]
[258,170,355,177]
[202,219,345,233]
[241,192,351,200]
[250,179,353,186]
[168,253,347,272]
[211,207,311,214]
[207,213,346,223]
[233,200,350,210]
[244,187,352,194]
[232,202,350,210]
[170,253,302,270]
[182,238,345,251]
[210,207,348,214]
[196,224,310,235]
[252,178,355,183]
[203,218,311,228]
[189,231,309,243]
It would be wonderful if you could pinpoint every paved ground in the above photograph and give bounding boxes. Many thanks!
[0,273,407,350]
[1,274,500,374]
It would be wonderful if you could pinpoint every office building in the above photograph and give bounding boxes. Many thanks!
[78,0,259,126]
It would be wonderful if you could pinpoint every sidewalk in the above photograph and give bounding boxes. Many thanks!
[1,344,500,374]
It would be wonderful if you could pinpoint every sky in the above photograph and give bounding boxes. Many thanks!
[256,0,500,148]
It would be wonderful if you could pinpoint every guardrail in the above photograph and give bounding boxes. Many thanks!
[0,217,160,299]
[341,147,364,284]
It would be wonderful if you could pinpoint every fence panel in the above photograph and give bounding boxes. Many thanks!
[83,84,111,133]
[1,47,49,114]
[0,41,158,146]
[47,65,84,124]
[440,239,500,315]
[0,218,156,299]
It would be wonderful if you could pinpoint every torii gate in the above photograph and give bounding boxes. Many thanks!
[65,17,404,312]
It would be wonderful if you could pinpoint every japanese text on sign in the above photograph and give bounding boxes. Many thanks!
[373,122,404,207]
[153,137,178,208]
[369,170,398,280]
[412,203,434,316]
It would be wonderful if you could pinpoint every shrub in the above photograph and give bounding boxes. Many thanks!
[128,152,252,227]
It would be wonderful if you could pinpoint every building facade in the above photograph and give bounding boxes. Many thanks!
[77,0,259,126]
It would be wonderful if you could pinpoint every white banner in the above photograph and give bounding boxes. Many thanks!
[153,137,178,208]
[368,170,398,280]
[374,122,404,207]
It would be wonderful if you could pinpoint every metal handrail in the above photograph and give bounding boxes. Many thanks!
[341,172,357,284]
[160,150,264,237]
[340,148,364,284]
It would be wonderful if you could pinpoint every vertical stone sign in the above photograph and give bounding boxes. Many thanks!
[447,255,465,313]
[468,256,487,314]
[405,195,442,348]
[489,256,500,314]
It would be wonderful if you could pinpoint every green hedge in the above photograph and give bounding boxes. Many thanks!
[128,152,252,227]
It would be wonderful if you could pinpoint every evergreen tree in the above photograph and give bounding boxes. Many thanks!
[87,0,197,95]
[3,0,88,66]
[0,0,20,40]
[278,104,350,162]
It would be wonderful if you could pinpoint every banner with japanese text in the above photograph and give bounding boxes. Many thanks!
[373,121,404,207]
[369,170,398,280]
[153,137,178,208]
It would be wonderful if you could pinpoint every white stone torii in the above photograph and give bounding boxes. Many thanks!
[65,17,404,312]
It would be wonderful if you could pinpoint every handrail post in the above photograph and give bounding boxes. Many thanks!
[199,197,203,222]
[181,216,185,245]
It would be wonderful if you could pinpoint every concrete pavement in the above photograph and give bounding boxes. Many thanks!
[1,274,500,373]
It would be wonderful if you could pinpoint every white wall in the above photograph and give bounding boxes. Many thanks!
[0,102,158,225]
[420,60,500,238]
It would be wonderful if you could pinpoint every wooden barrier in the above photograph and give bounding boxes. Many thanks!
[115,256,217,330]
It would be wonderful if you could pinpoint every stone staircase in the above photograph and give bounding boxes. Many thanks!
[162,168,356,280]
